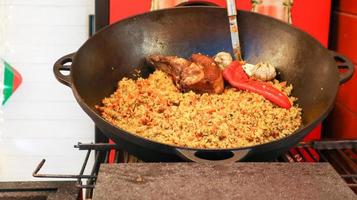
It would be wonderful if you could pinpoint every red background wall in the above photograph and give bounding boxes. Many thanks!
[326,0,357,139]
[109,0,332,46]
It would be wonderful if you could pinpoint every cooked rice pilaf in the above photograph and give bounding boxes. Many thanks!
[97,70,302,148]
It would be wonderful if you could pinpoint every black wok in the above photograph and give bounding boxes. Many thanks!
[54,7,354,163]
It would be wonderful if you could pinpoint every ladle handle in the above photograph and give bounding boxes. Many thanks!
[226,0,243,61]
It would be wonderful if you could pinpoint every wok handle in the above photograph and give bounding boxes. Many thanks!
[53,53,75,87]
[330,51,355,84]
[176,149,250,163]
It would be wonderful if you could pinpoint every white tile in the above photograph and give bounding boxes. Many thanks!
[0,119,93,139]
[8,82,76,102]
[4,26,87,46]
[5,5,93,26]
[0,138,94,156]
[0,0,95,182]
[0,0,94,6]
[2,44,82,66]
[2,101,91,120]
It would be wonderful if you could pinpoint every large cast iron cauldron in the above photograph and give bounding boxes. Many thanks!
[54,7,354,163]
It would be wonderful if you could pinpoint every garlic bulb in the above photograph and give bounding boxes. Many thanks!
[242,63,257,76]
[214,52,233,69]
[253,62,277,81]
[242,62,277,81]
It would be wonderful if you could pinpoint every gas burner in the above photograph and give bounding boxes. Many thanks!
[30,140,357,199]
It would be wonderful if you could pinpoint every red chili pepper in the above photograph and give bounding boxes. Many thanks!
[223,61,292,109]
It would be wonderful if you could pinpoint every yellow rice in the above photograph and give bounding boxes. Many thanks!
[97,70,302,149]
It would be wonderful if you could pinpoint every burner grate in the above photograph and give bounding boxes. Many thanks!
[319,149,357,192]
[32,140,357,199]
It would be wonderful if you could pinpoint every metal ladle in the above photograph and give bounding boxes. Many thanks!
[226,0,243,61]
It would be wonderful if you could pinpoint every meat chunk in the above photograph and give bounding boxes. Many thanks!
[188,54,224,94]
[144,55,190,85]
[146,54,224,94]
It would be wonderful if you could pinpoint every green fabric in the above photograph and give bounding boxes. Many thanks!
[2,61,14,105]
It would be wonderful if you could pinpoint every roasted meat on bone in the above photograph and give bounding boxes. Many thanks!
[146,53,224,94]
